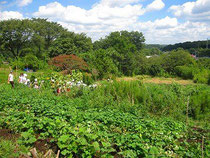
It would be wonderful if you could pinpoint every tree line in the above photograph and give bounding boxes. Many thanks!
[0,19,209,84]
[162,40,210,57]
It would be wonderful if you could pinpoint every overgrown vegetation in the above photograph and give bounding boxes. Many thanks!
[0,82,209,157]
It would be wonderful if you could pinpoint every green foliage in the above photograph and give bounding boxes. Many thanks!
[161,49,195,73]
[86,48,119,79]
[11,58,25,70]
[83,72,94,85]
[162,40,210,52]
[197,58,210,69]
[197,48,210,57]
[0,83,209,157]
[175,66,194,79]
[0,19,34,58]
[18,130,37,145]
[141,48,163,56]
[0,139,28,157]
[11,56,48,70]
[92,30,145,75]
[0,18,92,61]
[193,69,210,84]
[0,55,4,66]
[190,88,210,120]
[49,38,77,57]
[147,56,164,76]
[24,54,39,70]
[49,32,93,57]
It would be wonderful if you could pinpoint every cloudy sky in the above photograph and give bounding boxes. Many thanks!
[0,0,210,44]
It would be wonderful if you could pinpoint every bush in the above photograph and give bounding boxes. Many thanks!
[147,56,162,76]
[161,49,195,73]
[11,58,25,70]
[175,66,194,79]
[83,72,94,85]
[48,54,88,73]
[193,69,209,84]
[197,58,210,69]
[0,56,3,66]
[0,139,28,157]
[11,55,47,71]
[190,88,210,120]
[24,54,40,70]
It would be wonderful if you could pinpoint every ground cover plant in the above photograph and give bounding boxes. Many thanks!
[0,82,209,157]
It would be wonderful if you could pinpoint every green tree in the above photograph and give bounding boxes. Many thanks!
[24,53,40,70]
[87,48,119,79]
[49,32,93,57]
[49,38,77,57]
[161,49,195,73]
[0,18,67,59]
[93,31,145,75]
[31,18,67,50]
[0,19,33,58]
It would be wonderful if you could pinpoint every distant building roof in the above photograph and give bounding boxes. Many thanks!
[146,56,152,58]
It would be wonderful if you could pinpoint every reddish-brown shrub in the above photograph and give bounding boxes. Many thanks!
[49,54,88,73]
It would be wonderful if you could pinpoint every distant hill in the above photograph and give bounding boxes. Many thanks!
[145,44,166,50]
[162,40,209,51]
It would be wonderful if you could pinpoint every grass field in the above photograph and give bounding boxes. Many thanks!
[116,75,195,85]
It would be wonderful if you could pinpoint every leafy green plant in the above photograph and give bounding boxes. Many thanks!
[193,69,209,84]
[0,82,209,157]
[0,139,28,158]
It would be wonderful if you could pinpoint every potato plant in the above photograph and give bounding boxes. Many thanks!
[0,83,209,157]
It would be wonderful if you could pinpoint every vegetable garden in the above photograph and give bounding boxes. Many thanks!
[0,80,209,157]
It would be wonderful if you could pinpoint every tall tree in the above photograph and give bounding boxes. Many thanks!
[0,19,33,58]
[93,31,145,75]
[49,32,93,57]
[32,18,67,50]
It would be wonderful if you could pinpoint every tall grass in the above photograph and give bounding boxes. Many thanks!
[78,80,209,121]
[0,80,209,121]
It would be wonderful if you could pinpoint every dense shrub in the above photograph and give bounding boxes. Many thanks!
[0,55,3,66]
[83,72,94,85]
[49,54,88,73]
[11,58,25,70]
[24,54,40,70]
[161,49,195,73]
[10,55,48,70]
[175,66,194,79]
[86,48,119,79]
[193,69,209,84]
[190,88,210,120]
[197,58,210,69]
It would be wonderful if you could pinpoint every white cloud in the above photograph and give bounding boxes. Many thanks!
[0,1,7,5]
[169,0,210,22]
[0,11,23,20]
[33,1,145,25]
[146,0,165,12]
[133,18,210,44]
[154,16,178,29]
[18,0,33,7]
[98,0,139,7]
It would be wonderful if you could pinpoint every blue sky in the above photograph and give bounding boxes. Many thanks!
[0,0,210,44]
